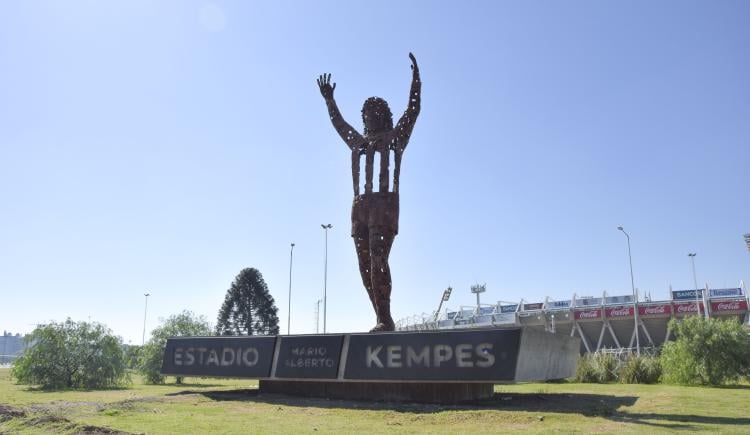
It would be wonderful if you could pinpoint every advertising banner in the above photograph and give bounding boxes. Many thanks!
[672,289,703,300]
[709,288,744,298]
[547,300,572,310]
[638,304,672,316]
[574,309,601,321]
[523,302,544,311]
[499,304,518,313]
[575,297,602,307]
[673,302,705,316]
[710,300,748,313]
[605,306,634,318]
[478,306,495,315]
[604,295,634,305]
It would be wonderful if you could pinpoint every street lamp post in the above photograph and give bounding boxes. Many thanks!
[142,293,150,346]
[617,226,640,356]
[688,253,700,315]
[321,224,333,334]
[287,243,295,335]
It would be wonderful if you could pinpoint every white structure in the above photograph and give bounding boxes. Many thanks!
[397,283,749,354]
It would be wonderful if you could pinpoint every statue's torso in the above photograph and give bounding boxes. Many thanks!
[351,132,405,197]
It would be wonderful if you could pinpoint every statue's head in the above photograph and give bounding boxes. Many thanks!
[362,97,393,135]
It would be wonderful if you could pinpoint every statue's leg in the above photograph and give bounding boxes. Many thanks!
[353,230,378,316]
[368,229,396,332]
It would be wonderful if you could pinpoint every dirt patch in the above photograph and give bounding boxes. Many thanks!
[0,404,26,421]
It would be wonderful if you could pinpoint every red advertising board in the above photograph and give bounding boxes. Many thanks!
[710,300,748,313]
[605,306,634,318]
[574,309,601,321]
[673,302,705,316]
[638,304,672,317]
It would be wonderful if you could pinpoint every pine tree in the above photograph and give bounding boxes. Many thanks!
[216,268,280,336]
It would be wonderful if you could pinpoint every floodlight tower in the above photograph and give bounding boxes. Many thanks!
[744,233,750,252]
[471,284,486,310]
[433,287,453,321]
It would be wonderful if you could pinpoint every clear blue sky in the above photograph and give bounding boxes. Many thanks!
[1,1,748,344]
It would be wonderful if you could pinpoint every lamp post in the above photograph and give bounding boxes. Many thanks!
[617,226,640,356]
[315,299,322,334]
[141,293,150,345]
[321,224,332,334]
[688,253,700,315]
[287,243,295,335]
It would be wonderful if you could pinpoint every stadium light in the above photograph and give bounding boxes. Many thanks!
[617,226,640,356]
[471,283,486,310]
[744,233,750,252]
[433,287,452,321]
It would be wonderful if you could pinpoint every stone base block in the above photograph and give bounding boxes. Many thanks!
[259,380,493,404]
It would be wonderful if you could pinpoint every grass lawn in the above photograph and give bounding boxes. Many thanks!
[1,368,749,434]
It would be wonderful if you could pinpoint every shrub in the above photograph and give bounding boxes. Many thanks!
[619,355,661,384]
[575,353,619,383]
[139,310,212,384]
[11,319,129,390]
[661,316,750,385]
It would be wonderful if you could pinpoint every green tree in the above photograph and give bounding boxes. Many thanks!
[661,316,750,385]
[12,319,128,390]
[216,268,280,336]
[123,344,141,370]
[139,310,212,384]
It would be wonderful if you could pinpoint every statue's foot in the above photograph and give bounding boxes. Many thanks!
[369,321,395,333]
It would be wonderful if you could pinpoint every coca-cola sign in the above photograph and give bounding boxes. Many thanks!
[711,300,748,312]
[574,309,601,320]
[605,306,633,317]
[674,302,704,315]
[638,304,672,316]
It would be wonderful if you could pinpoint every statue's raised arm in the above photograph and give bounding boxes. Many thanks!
[317,73,364,150]
[393,53,421,151]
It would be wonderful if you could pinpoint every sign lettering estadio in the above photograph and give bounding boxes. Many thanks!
[162,336,276,378]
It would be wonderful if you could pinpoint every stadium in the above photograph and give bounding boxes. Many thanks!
[397,283,749,354]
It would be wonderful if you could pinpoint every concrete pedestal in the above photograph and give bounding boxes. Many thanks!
[259,380,494,404]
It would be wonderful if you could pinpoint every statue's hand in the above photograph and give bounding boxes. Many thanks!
[409,52,419,75]
[317,73,336,100]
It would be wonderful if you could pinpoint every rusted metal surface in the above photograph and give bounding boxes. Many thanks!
[318,53,421,332]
